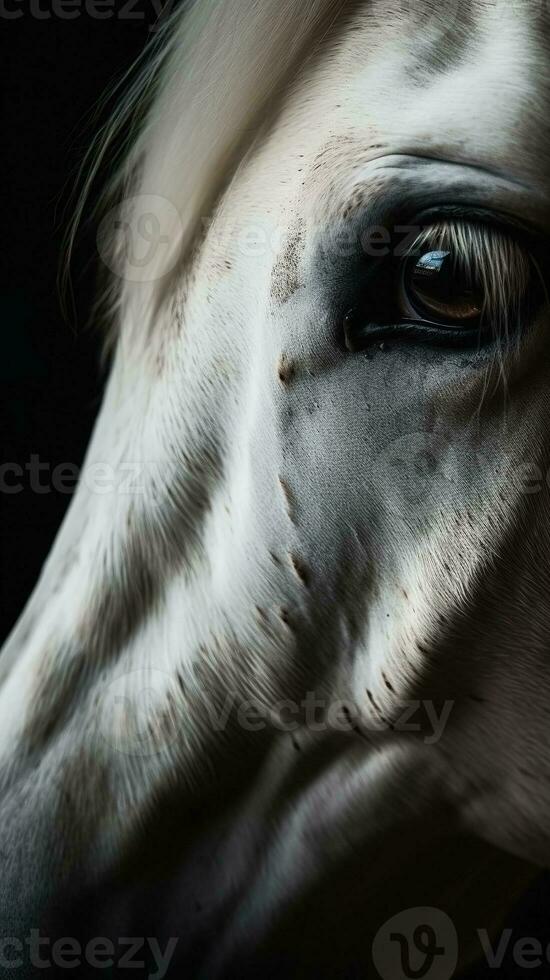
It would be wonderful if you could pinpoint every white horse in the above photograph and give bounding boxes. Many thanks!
[2,0,550,976]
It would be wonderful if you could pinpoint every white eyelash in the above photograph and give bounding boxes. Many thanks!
[407,220,535,406]
[408,221,531,335]
[410,220,541,412]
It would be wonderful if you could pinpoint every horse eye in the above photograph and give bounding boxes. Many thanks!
[344,220,536,352]
[403,249,484,325]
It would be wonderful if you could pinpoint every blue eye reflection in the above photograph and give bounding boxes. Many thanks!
[407,248,482,322]
[414,250,451,276]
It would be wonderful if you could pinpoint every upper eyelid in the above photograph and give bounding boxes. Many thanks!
[409,206,543,249]
[359,154,550,231]
[325,154,550,255]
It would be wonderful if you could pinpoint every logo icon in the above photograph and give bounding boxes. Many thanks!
[97,194,182,283]
[371,431,460,514]
[97,667,179,757]
[372,907,458,980]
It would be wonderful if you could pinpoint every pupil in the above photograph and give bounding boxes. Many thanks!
[409,249,483,321]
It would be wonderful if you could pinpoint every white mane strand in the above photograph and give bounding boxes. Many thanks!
[77,0,351,346]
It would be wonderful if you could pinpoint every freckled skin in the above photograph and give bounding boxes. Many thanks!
[270,220,305,303]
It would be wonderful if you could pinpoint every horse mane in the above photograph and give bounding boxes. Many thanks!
[65,0,350,350]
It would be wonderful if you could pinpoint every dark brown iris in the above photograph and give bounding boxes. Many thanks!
[406,250,484,323]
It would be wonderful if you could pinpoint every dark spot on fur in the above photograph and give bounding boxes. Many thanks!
[278,354,296,385]
[278,477,295,521]
[366,688,394,729]
[278,607,291,627]
[382,672,395,693]
[366,688,379,710]
[289,554,310,587]
[342,706,370,741]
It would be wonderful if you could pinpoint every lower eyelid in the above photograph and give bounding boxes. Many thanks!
[343,318,488,352]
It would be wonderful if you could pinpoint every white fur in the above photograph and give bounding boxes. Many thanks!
[2,1,550,973]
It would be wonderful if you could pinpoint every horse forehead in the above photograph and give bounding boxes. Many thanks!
[354,11,547,150]
[223,5,548,268]
[278,1,550,189]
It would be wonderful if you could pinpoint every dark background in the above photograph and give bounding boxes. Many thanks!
[0,0,165,644]
[1,3,549,977]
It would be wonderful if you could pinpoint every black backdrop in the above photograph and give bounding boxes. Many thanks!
[1,0,162,644]
[1,4,550,977]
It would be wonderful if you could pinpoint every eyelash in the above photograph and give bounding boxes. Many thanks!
[343,217,542,353]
